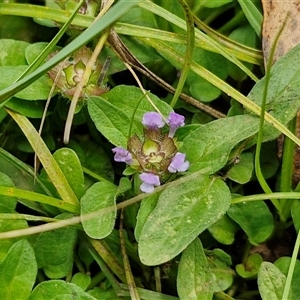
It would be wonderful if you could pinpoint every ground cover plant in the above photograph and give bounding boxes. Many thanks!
[1,0,300,299]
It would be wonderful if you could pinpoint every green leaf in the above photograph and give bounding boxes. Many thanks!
[177,238,214,300]
[258,262,285,300]
[68,139,114,182]
[87,287,119,300]
[71,273,91,291]
[5,98,47,118]
[29,280,97,300]
[135,192,160,242]
[187,49,228,103]
[25,42,60,65]
[227,201,274,245]
[248,43,300,141]
[227,152,254,184]
[81,182,117,239]
[117,177,132,195]
[228,25,257,81]
[236,253,263,279]
[33,213,77,278]
[237,0,262,37]
[275,257,300,299]
[208,214,239,245]
[0,147,51,198]
[159,43,228,103]
[0,66,51,100]
[200,0,233,8]
[291,200,300,231]
[0,240,37,300]
[53,148,85,199]
[206,249,234,292]
[0,172,17,212]
[138,173,231,265]
[181,115,259,174]
[0,39,29,66]
[107,85,173,122]
[88,96,141,148]
[0,219,28,262]
[259,141,279,179]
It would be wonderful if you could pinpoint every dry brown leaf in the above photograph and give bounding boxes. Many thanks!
[262,0,300,186]
[262,0,300,65]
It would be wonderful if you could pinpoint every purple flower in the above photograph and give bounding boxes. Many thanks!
[142,112,165,129]
[139,172,160,193]
[168,152,189,173]
[167,112,185,137]
[112,147,132,164]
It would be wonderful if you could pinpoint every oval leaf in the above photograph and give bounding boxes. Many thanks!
[107,85,173,122]
[0,240,37,300]
[135,192,160,242]
[0,39,29,66]
[0,172,17,212]
[29,280,96,300]
[181,115,259,175]
[227,152,254,184]
[138,173,231,265]
[258,262,285,300]
[227,201,274,245]
[81,182,117,239]
[88,96,141,148]
[275,257,300,299]
[177,238,214,300]
[208,214,239,245]
[53,148,85,199]
[249,43,300,141]
[0,66,51,100]
[33,213,77,279]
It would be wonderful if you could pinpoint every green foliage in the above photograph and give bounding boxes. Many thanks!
[29,280,96,300]
[81,182,117,239]
[0,39,29,66]
[181,115,259,174]
[227,201,274,244]
[88,96,141,148]
[138,174,231,265]
[236,253,263,279]
[227,152,254,184]
[0,66,51,100]
[0,0,299,298]
[53,148,85,199]
[249,43,300,141]
[207,214,239,245]
[275,257,300,298]
[0,240,37,300]
[258,262,286,300]
[33,213,77,278]
[177,238,214,299]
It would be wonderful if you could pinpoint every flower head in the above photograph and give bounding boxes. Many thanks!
[167,112,185,137]
[168,152,189,173]
[139,172,160,193]
[48,46,108,100]
[142,112,165,129]
[112,147,132,164]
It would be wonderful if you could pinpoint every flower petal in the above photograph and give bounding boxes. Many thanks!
[140,182,155,193]
[142,112,165,129]
[168,152,189,173]
[139,172,160,186]
[167,112,185,137]
[112,147,132,164]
